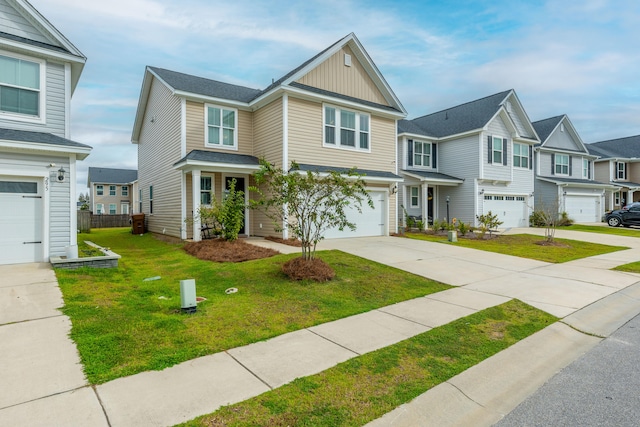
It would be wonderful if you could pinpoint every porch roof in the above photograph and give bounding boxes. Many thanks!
[401,169,464,185]
[173,150,261,173]
[294,163,402,183]
[537,176,616,189]
[610,181,640,190]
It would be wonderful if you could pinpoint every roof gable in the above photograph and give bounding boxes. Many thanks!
[587,135,640,159]
[0,0,86,92]
[532,115,589,153]
[87,167,138,186]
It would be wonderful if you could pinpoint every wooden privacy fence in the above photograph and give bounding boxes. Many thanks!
[77,211,130,232]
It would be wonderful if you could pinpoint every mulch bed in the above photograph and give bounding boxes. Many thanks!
[184,239,280,262]
[265,236,303,247]
[282,257,336,281]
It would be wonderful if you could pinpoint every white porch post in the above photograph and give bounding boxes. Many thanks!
[629,190,635,204]
[192,170,201,242]
[421,183,428,229]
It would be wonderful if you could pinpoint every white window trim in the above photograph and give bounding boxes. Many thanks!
[582,159,589,179]
[411,140,432,169]
[204,103,238,151]
[96,203,104,214]
[614,191,620,206]
[555,154,570,176]
[0,49,46,124]
[492,136,504,165]
[121,186,128,197]
[409,186,420,208]
[108,203,117,214]
[513,142,528,169]
[322,104,371,153]
[200,175,214,206]
[109,185,116,196]
[121,203,129,215]
[617,162,626,180]
[96,185,103,196]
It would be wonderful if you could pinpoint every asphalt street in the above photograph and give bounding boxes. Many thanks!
[495,313,640,427]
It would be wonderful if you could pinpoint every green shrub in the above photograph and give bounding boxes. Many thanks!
[458,221,469,236]
[529,210,548,227]
[558,212,574,227]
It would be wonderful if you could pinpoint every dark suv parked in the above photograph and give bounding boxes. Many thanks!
[605,202,640,227]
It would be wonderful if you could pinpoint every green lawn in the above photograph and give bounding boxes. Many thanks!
[57,228,450,384]
[613,261,640,273]
[564,224,640,237]
[180,300,556,427]
[77,239,104,258]
[404,233,626,263]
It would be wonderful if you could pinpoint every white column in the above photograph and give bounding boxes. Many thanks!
[629,190,635,204]
[192,170,201,242]
[421,183,428,229]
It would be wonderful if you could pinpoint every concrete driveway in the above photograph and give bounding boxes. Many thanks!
[0,263,107,426]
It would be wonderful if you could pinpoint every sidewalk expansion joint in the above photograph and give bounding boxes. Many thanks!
[446,381,487,409]
[306,328,362,356]
[560,321,606,338]
[0,385,89,411]
[92,385,113,427]
[225,351,274,391]
[0,313,64,327]
[375,308,433,329]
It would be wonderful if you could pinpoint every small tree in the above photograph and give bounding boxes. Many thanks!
[529,197,562,243]
[476,211,503,238]
[250,160,372,260]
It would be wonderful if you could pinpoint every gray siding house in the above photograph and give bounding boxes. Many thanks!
[397,90,539,228]
[0,0,91,265]
[532,115,612,223]
[587,135,640,211]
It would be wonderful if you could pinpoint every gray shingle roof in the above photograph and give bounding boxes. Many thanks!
[294,163,401,180]
[173,150,260,166]
[149,67,262,103]
[289,82,400,113]
[586,135,640,159]
[0,31,70,54]
[532,115,564,144]
[537,176,611,187]
[0,127,91,149]
[398,90,512,138]
[401,170,464,182]
[87,167,137,184]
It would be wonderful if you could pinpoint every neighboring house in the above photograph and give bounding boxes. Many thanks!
[587,135,640,211]
[531,115,613,223]
[0,0,91,265]
[397,90,539,228]
[87,167,138,215]
[131,33,406,241]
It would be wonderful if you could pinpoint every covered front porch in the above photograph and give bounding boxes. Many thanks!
[173,150,260,241]
[609,182,640,211]
[400,170,463,229]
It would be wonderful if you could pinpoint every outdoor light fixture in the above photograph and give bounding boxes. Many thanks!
[57,166,66,181]
[390,183,398,194]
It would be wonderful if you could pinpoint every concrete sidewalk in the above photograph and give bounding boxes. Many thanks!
[2,228,640,426]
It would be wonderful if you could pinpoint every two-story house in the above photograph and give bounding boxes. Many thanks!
[531,115,613,222]
[87,167,137,215]
[587,135,640,211]
[131,33,406,241]
[397,90,539,228]
[0,0,91,264]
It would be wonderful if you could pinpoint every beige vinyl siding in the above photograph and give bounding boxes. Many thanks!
[287,97,396,172]
[593,162,610,183]
[0,0,53,44]
[628,165,640,184]
[92,184,133,213]
[253,98,283,167]
[137,78,182,237]
[185,101,253,156]
[0,60,66,136]
[296,45,388,106]
[250,178,281,238]
[185,172,222,239]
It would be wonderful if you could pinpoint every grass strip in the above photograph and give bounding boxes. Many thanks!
[613,261,640,273]
[181,299,556,427]
[404,233,626,263]
[57,228,450,384]
[564,224,640,237]
[77,240,104,258]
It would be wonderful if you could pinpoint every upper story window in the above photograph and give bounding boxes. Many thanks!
[205,104,237,149]
[407,140,436,169]
[0,53,43,120]
[616,162,627,180]
[109,185,116,196]
[582,159,590,179]
[96,185,104,196]
[324,105,370,151]
[554,154,570,175]
[122,186,129,197]
[488,136,507,165]
[513,143,529,168]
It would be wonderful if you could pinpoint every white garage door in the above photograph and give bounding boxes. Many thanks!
[324,191,386,239]
[565,195,599,223]
[0,178,43,265]
[483,195,528,228]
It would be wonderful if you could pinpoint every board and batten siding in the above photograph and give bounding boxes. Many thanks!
[296,45,388,107]
[287,97,396,172]
[185,101,253,156]
[0,60,67,137]
[137,78,182,237]
[0,0,53,44]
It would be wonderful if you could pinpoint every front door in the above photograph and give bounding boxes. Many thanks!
[427,187,434,224]
[225,176,246,234]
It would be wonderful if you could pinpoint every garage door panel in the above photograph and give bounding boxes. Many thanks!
[325,191,386,239]
[565,195,599,223]
[483,195,528,228]
[0,179,43,265]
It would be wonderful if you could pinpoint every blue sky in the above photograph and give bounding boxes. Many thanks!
[29,0,640,196]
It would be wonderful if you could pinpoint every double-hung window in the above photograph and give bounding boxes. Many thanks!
[554,154,569,175]
[96,204,104,215]
[96,185,103,196]
[109,204,116,214]
[414,141,431,167]
[0,54,42,119]
[617,162,626,180]
[582,159,590,179]
[200,176,212,205]
[488,136,507,165]
[109,185,116,196]
[138,189,142,213]
[513,143,529,168]
[149,186,153,214]
[122,186,129,197]
[206,105,236,148]
[324,105,370,151]
[410,187,419,208]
